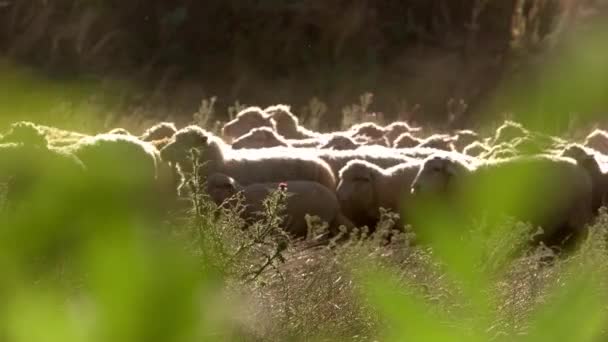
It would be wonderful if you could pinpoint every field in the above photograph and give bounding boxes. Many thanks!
[2,110,608,342]
[2,1,608,341]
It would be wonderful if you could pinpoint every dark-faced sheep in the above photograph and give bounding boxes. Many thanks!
[411,154,593,249]
[222,107,273,142]
[319,135,360,150]
[336,160,421,230]
[584,129,608,154]
[206,173,353,237]
[140,122,177,142]
[160,126,336,190]
[265,104,319,140]
[393,133,422,148]
[384,121,422,145]
[231,127,290,149]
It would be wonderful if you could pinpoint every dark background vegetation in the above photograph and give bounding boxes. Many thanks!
[3,0,606,130]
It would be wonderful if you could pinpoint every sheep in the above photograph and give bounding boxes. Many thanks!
[493,120,529,145]
[452,130,479,151]
[0,123,86,203]
[64,133,160,185]
[0,121,49,147]
[265,104,319,140]
[410,154,594,249]
[206,173,353,238]
[463,141,491,157]
[561,144,608,214]
[231,127,290,149]
[349,122,386,139]
[416,134,455,151]
[140,122,177,142]
[393,133,422,148]
[319,134,360,150]
[58,133,173,216]
[0,142,86,205]
[159,126,337,190]
[584,129,608,154]
[384,121,422,145]
[1,121,90,148]
[221,107,273,142]
[336,160,421,230]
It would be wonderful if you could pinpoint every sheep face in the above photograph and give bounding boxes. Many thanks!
[337,163,379,221]
[205,173,239,205]
[222,109,272,141]
[159,126,208,167]
[411,156,466,195]
[268,107,299,136]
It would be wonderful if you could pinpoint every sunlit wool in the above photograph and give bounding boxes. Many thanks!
[160,126,336,190]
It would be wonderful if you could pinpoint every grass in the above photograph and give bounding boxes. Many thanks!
[3,140,608,341]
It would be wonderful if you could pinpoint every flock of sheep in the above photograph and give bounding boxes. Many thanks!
[3,104,608,252]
